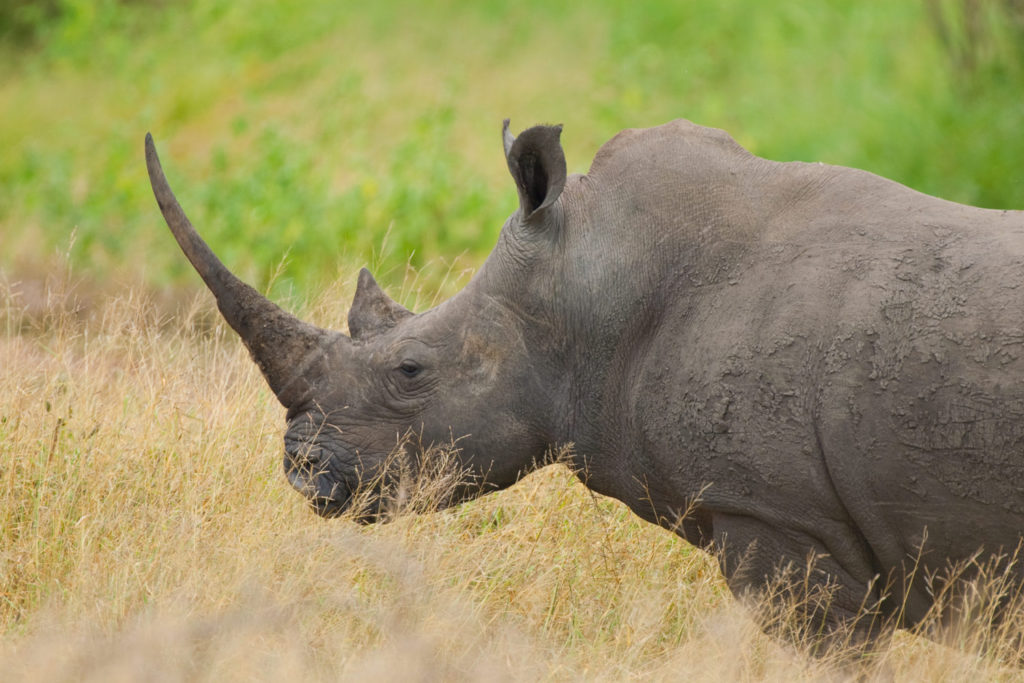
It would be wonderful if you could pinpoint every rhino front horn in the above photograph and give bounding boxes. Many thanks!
[145,133,335,407]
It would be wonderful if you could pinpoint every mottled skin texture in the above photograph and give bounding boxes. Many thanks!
[147,120,1024,640]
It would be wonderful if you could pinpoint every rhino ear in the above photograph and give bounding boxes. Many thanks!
[348,268,413,340]
[503,120,567,221]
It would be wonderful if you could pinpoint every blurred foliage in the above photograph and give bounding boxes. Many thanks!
[0,0,160,45]
[927,0,1024,77]
[0,0,59,43]
[1,0,1022,299]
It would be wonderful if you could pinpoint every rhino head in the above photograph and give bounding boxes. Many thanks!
[145,122,569,521]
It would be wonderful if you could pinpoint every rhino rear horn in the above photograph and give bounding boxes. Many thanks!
[348,268,413,340]
[503,121,567,220]
[145,133,334,408]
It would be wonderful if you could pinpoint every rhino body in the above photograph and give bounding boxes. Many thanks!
[147,119,1024,638]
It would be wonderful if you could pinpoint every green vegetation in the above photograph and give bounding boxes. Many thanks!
[2,0,1022,298]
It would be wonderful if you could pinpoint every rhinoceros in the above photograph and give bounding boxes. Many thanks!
[145,119,1024,641]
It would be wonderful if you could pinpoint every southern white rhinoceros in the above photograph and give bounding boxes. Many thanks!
[146,119,1024,641]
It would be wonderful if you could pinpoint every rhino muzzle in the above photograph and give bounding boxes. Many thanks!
[283,452,352,519]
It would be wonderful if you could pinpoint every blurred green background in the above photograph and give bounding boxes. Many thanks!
[2,0,1022,301]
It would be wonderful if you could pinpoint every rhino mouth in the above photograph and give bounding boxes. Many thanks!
[282,434,477,523]
[282,423,371,519]
[283,452,392,522]
[285,460,347,517]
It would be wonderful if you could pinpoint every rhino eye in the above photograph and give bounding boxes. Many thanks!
[398,360,421,378]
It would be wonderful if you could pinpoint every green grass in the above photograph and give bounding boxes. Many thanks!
[2,0,1022,300]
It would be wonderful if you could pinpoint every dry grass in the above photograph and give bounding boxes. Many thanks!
[2,266,1023,681]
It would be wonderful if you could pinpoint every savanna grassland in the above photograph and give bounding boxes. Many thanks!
[3,1,1024,680]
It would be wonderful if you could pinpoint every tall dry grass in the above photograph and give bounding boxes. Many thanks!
[1,266,1023,681]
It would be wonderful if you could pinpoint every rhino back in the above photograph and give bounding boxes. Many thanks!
[567,120,1024,623]
[810,202,1024,605]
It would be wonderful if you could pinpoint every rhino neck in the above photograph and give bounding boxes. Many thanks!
[452,269,575,450]
[463,221,627,467]
[472,173,700,506]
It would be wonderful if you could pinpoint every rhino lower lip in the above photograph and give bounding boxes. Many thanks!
[285,466,312,494]
[286,466,353,513]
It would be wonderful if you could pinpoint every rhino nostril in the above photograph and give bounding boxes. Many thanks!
[287,440,322,466]
[284,449,319,475]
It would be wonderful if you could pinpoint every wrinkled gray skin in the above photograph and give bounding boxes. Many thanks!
[147,119,1024,640]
